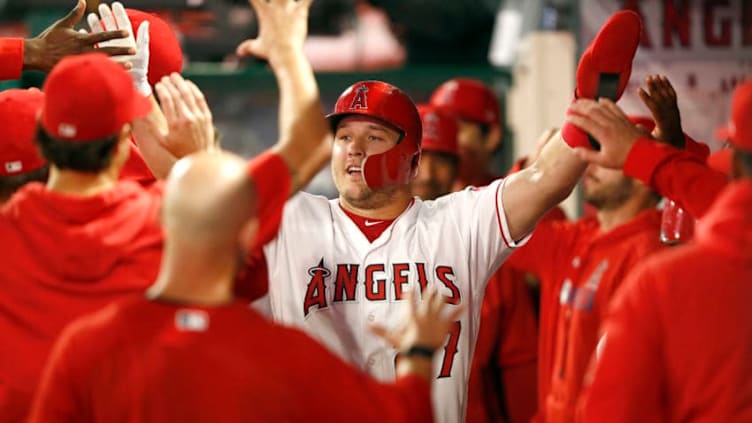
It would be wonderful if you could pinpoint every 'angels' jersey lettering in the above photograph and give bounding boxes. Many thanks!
[256,178,527,423]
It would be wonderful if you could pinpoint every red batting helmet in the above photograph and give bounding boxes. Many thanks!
[417,104,458,156]
[126,9,183,87]
[0,88,46,176]
[327,80,422,189]
[430,78,500,126]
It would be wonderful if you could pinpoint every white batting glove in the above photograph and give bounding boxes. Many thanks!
[87,2,152,96]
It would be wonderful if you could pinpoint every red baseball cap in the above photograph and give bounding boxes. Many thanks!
[41,53,152,142]
[0,88,46,176]
[718,81,752,152]
[430,78,500,126]
[417,104,458,156]
[126,9,183,87]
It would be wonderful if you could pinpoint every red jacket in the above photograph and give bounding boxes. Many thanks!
[624,137,726,219]
[0,38,23,81]
[507,209,665,423]
[580,180,752,423]
[466,265,539,423]
[0,181,164,422]
[29,297,434,423]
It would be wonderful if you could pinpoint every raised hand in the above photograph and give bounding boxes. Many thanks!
[566,98,647,169]
[236,0,313,65]
[87,2,152,95]
[23,0,134,72]
[370,285,464,354]
[638,75,685,148]
[152,73,215,158]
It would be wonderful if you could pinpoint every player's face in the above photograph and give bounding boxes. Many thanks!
[412,151,458,200]
[582,164,634,210]
[331,115,402,204]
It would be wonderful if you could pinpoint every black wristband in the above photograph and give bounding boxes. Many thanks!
[400,345,435,359]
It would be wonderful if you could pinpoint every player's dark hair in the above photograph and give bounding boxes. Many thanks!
[423,150,460,168]
[0,165,49,202]
[735,148,752,177]
[36,126,119,172]
[478,123,492,138]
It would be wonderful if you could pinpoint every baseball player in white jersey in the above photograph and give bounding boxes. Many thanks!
[250,77,586,422]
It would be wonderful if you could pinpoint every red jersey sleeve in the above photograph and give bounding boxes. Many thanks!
[0,38,23,81]
[247,151,291,249]
[623,137,727,218]
[578,264,665,423]
[684,134,710,159]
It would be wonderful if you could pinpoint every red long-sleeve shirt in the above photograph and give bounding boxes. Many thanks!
[0,38,23,80]
[623,137,726,219]
[29,297,434,423]
[580,180,752,422]
[507,209,665,423]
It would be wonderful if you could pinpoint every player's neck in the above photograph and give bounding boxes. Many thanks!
[339,190,413,220]
[46,165,120,196]
[148,248,236,307]
[596,196,656,232]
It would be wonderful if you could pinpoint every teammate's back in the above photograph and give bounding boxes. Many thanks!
[29,296,432,423]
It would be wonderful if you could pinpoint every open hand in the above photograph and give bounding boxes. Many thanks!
[370,285,464,353]
[566,98,647,169]
[638,75,684,148]
[236,0,312,65]
[23,0,135,72]
[148,73,215,158]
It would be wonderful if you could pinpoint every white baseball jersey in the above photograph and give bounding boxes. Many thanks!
[256,178,526,423]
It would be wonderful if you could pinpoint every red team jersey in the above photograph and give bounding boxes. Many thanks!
[0,181,164,421]
[507,209,665,423]
[466,265,538,423]
[29,297,434,423]
[580,181,752,423]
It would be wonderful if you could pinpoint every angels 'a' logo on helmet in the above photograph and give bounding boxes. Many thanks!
[349,86,369,110]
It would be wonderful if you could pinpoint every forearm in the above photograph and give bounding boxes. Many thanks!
[131,96,176,179]
[269,49,332,194]
[624,138,726,218]
[504,132,586,241]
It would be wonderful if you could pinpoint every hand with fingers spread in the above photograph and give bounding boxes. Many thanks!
[150,73,215,158]
[236,0,312,66]
[370,285,464,381]
[566,98,646,169]
[638,75,685,148]
[22,0,135,72]
[87,2,151,96]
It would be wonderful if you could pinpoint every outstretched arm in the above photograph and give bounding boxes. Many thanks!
[238,0,332,195]
[502,131,587,242]
[567,98,726,218]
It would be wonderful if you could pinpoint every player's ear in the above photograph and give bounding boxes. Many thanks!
[484,125,502,154]
[237,216,260,254]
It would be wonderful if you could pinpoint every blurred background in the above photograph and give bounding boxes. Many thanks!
[0,0,749,210]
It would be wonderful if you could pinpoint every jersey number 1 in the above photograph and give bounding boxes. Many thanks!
[438,321,461,378]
